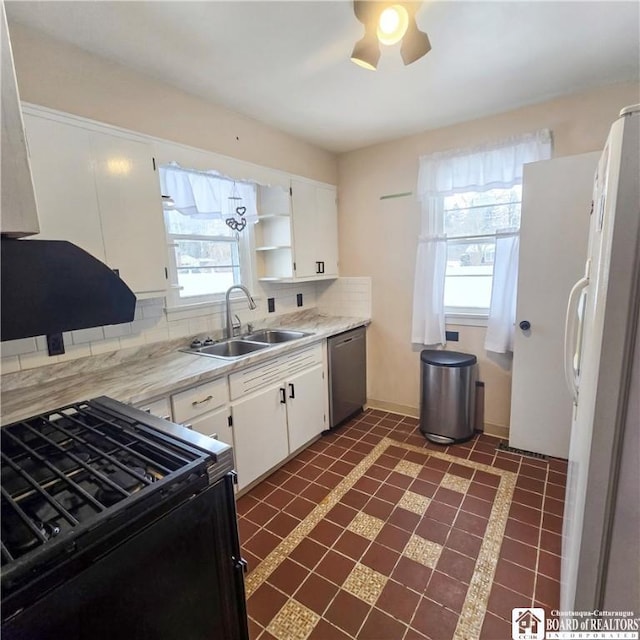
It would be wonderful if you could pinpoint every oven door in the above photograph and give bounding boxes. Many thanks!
[2,474,248,640]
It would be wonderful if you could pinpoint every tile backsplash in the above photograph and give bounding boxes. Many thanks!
[316,277,372,318]
[0,277,371,374]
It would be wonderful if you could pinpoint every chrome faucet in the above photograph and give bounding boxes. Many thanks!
[225,285,257,339]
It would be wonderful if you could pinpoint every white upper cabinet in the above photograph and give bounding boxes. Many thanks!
[0,3,40,237]
[255,179,339,282]
[25,114,106,261]
[291,179,338,279]
[90,131,167,294]
[23,108,168,297]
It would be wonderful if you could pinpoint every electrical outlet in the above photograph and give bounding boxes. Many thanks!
[296,293,303,307]
[267,298,275,313]
[46,333,65,356]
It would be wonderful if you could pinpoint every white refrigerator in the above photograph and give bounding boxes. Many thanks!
[562,104,640,612]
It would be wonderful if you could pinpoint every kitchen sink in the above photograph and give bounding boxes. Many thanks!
[182,329,312,360]
[242,329,311,344]
[183,339,270,360]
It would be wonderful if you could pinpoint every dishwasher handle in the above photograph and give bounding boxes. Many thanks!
[329,327,365,349]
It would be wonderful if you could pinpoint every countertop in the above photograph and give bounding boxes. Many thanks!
[0,312,369,425]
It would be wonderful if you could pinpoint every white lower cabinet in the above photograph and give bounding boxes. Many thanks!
[161,344,327,491]
[171,377,233,451]
[190,407,234,449]
[230,344,327,491]
[286,365,325,453]
[231,383,290,491]
[137,397,172,421]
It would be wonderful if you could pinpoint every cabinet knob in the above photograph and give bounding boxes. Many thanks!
[519,320,531,331]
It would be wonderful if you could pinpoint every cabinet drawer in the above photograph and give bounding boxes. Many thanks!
[229,354,287,400]
[137,397,172,420]
[283,343,323,377]
[172,377,229,423]
[228,343,323,400]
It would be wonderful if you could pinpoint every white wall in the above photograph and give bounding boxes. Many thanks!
[8,22,337,185]
[337,81,640,432]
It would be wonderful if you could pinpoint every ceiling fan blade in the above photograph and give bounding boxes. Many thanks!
[401,20,431,65]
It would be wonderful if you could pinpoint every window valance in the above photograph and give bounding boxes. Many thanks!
[417,129,552,199]
[159,163,257,220]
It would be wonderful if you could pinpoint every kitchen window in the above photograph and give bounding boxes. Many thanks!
[412,130,552,349]
[159,164,257,307]
[442,185,522,314]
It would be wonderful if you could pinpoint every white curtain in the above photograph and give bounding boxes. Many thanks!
[412,129,552,350]
[159,163,257,220]
[417,130,552,199]
[485,230,520,353]
[412,234,447,345]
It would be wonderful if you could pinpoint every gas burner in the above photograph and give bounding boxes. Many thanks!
[95,466,155,507]
[1,397,203,568]
[1,515,60,556]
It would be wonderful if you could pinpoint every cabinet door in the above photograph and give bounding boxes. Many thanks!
[231,384,289,490]
[190,407,234,449]
[25,114,106,261]
[258,184,291,216]
[291,180,339,279]
[90,131,167,295]
[286,365,326,453]
[291,179,319,278]
[316,186,338,276]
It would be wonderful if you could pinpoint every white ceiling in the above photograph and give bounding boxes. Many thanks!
[6,1,639,153]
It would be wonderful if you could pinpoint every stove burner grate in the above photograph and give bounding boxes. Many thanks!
[1,399,204,567]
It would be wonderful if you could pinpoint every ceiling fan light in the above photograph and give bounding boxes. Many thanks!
[377,4,409,46]
[400,21,431,65]
[351,34,380,70]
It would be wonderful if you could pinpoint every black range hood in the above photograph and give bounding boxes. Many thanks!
[1,238,136,342]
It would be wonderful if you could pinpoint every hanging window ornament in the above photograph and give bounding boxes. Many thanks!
[225,182,247,232]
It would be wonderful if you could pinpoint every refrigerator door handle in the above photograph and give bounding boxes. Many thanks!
[564,275,589,404]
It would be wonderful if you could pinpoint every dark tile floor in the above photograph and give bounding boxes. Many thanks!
[236,409,567,640]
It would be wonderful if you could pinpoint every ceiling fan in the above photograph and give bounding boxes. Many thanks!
[351,1,431,70]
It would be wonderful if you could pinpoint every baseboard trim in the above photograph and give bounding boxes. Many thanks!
[483,422,510,439]
[367,399,510,439]
[366,399,419,419]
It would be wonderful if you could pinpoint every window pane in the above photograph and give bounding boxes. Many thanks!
[445,240,495,310]
[444,274,493,310]
[164,209,234,237]
[443,186,522,237]
[174,239,240,297]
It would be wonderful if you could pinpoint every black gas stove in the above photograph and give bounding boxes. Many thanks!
[1,396,247,640]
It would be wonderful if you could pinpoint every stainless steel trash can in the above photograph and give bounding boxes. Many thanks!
[419,350,477,444]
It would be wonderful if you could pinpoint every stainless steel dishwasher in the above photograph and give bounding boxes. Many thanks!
[327,326,367,428]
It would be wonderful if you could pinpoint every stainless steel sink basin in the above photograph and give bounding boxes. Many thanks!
[183,339,269,360]
[243,329,311,344]
[182,329,312,360]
